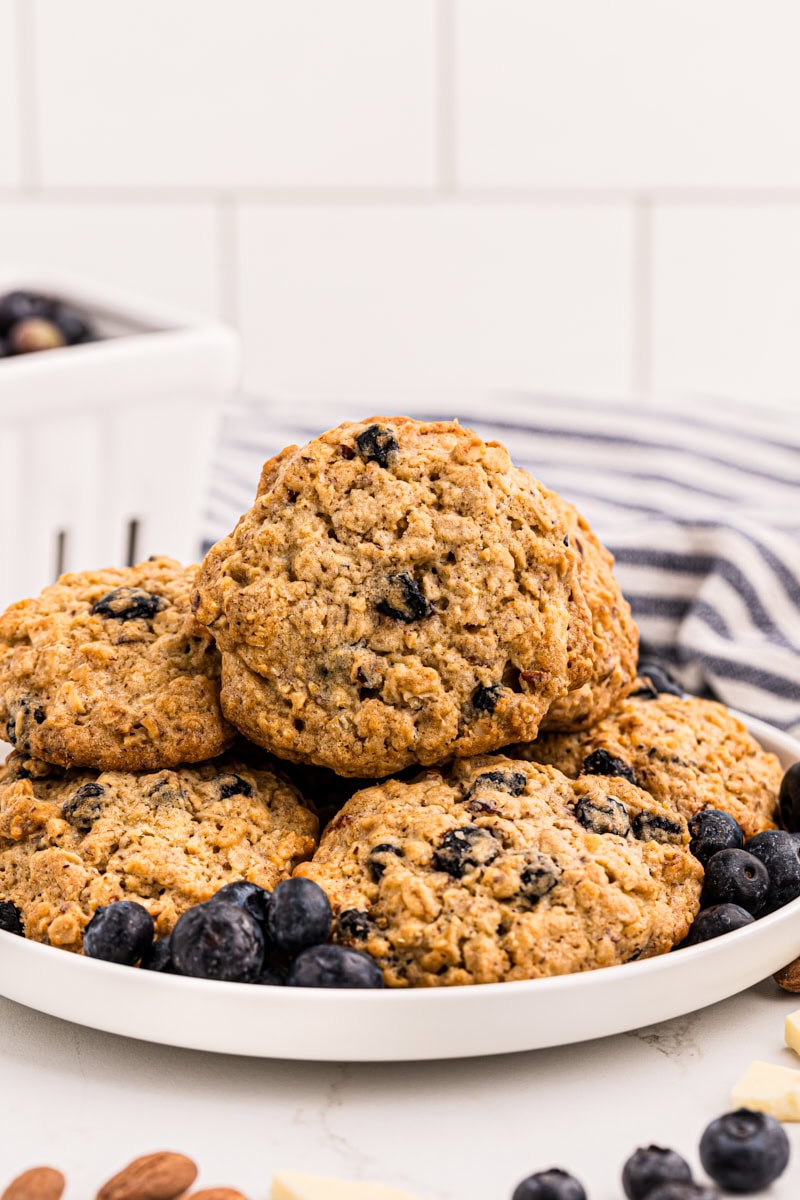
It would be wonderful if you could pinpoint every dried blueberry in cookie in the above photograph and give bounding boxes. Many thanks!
[337,909,373,941]
[355,423,399,468]
[432,826,499,877]
[217,773,254,800]
[62,782,106,833]
[368,843,403,882]
[511,1168,587,1200]
[91,587,166,622]
[266,877,332,956]
[581,748,638,786]
[288,944,385,989]
[622,1146,694,1200]
[745,830,800,912]
[472,683,504,713]
[170,901,264,982]
[83,900,154,966]
[631,812,684,845]
[464,770,527,801]
[0,900,24,937]
[574,794,631,837]
[688,808,744,865]
[518,854,562,905]
[681,903,755,946]
[376,572,433,623]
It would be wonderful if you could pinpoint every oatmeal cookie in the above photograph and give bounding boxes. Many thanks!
[542,498,638,731]
[517,692,781,839]
[295,755,702,986]
[0,751,318,949]
[195,418,593,777]
[0,557,234,771]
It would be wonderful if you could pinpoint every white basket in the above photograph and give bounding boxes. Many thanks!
[0,270,240,613]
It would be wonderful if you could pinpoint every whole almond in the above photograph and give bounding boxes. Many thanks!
[188,1190,250,1200]
[97,1153,197,1200]
[2,1168,66,1200]
[774,957,800,992]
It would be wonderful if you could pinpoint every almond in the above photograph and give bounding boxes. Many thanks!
[188,1190,250,1200]
[774,957,800,992]
[2,1167,66,1200]
[97,1153,198,1200]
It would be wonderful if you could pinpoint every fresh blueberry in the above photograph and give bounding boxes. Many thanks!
[83,901,154,966]
[745,830,800,912]
[376,572,432,622]
[699,1108,790,1193]
[582,748,638,786]
[631,813,685,844]
[256,962,288,986]
[701,849,769,915]
[682,904,755,946]
[170,900,264,982]
[511,1168,587,1200]
[266,877,332,956]
[140,935,175,973]
[633,658,685,698]
[288,944,385,988]
[217,773,254,800]
[433,826,499,877]
[0,900,24,937]
[0,290,53,334]
[518,853,562,905]
[355,423,399,468]
[688,809,744,865]
[7,317,65,354]
[646,1186,716,1200]
[368,843,403,882]
[62,782,106,833]
[209,880,270,926]
[574,794,631,837]
[779,763,800,832]
[472,683,503,713]
[91,587,166,621]
[622,1146,693,1200]
[52,306,93,345]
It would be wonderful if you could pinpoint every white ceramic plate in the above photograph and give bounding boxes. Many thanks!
[0,714,798,1062]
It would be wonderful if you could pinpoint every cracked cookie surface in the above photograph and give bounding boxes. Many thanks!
[295,755,702,986]
[517,692,781,839]
[195,418,593,777]
[0,558,234,771]
[0,751,318,949]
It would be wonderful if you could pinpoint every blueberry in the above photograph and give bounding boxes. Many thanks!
[0,290,53,334]
[217,773,253,800]
[622,1146,693,1200]
[779,763,800,832]
[288,943,385,988]
[511,1168,587,1200]
[266,877,332,956]
[91,587,166,621]
[368,843,403,882]
[0,900,24,937]
[52,306,93,345]
[633,659,685,699]
[646,1186,716,1200]
[688,809,744,865]
[376,572,432,622]
[582,748,638,786]
[140,935,175,973]
[170,900,265,982]
[681,904,755,946]
[256,962,288,986]
[464,770,527,805]
[472,683,503,713]
[209,880,270,926]
[355,423,399,468]
[702,849,769,915]
[62,782,106,833]
[7,317,65,354]
[574,795,631,837]
[337,909,373,940]
[745,830,800,912]
[631,813,685,844]
[83,901,154,966]
[518,853,561,905]
[699,1108,790,1193]
[433,826,499,877]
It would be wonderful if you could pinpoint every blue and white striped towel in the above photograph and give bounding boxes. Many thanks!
[204,392,800,737]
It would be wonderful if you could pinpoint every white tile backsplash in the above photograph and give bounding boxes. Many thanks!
[0,202,220,314]
[0,1,21,186]
[457,0,800,190]
[653,205,800,405]
[236,203,634,395]
[33,0,437,189]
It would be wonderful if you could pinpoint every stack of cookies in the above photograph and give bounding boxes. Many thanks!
[0,417,784,985]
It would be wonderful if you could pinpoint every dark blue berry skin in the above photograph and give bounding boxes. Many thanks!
[511,1168,587,1200]
[91,587,165,621]
[582,748,637,786]
[287,944,385,989]
[209,881,271,927]
[170,901,264,982]
[746,830,800,913]
[682,904,755,946]
[256,962,288,986]
[779,762,800,831]
[701,849,769,915]
[83,901,154,965]
[646,1186,716,1200]
[266,877,332,956]
[699,1108,790,1193]
[622,1146,693,1200]
[0,290,53,334]
[688,808,744,865]
[52,306,93,345]
[0,900,24,937]
[356,423,399,468]
[140,936,175,973]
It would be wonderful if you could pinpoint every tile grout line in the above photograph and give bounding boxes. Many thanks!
[632,196,653,396]
[436,0,457,193]
[215,196,240,327]
[13,0,41,191]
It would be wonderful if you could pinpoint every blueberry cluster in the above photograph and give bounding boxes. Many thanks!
[512,1108,790,1197]
[679,771,800,946]
[79,877,384,989]
[0,289,96,359]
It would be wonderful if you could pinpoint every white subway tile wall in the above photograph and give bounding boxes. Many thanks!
[2,0,800,404]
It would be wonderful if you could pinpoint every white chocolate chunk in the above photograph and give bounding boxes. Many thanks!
[272,1171,420,1200]
[785,1008,800,1058]
[731,1060,800,1121]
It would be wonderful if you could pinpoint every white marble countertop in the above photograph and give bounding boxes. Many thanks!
[2,980,800,1200]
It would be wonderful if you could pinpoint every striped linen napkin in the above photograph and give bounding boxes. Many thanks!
[203,392,800,737]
